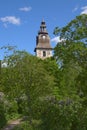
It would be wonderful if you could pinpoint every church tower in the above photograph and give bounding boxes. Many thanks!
[34,20,52,59]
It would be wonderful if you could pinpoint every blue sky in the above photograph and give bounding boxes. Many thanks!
[0,0,87,59]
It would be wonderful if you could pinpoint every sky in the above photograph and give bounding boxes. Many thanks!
[0,0,87,59]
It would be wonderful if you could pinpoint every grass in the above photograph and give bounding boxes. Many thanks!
[6,113,22,123]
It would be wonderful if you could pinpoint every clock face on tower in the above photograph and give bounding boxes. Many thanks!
[42,35,46,39]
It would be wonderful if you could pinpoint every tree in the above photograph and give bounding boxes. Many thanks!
[53,14,87,95]
[51,14,87,129]
[1,50,55,125]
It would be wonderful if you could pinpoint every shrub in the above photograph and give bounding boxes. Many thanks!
[0,102,7,128]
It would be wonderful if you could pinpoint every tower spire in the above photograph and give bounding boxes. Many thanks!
[39,19,48,34]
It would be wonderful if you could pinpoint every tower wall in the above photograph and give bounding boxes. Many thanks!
[36,49,52,59]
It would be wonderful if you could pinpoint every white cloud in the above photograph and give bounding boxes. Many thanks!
[81,6,87,14]
[51,36,63,43]
[19,7,32,12]
[72,6,78,12]
[0,16,21,25]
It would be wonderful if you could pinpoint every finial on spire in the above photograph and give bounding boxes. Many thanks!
[42,18,44,22]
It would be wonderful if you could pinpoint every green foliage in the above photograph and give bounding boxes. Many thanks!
[52,14,87,130]
[54,14,87,42]
[12,120,41,130]
[40,99,87,130]
[5,101,20,120]
[1,50,55,124]
[0,95,7,128]
[0,103,7,128]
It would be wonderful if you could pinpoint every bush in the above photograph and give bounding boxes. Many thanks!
[12,121,41,130]
[40,99,87,130]
[0,92,7,128]
[0,102,7,128]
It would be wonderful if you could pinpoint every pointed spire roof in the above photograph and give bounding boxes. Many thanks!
[38,19,48,34]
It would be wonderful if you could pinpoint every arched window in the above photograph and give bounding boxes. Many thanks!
[43,51,46,57]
